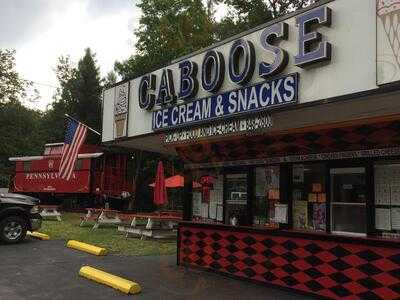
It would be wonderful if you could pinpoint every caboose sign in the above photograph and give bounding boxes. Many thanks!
[137,6,332,131]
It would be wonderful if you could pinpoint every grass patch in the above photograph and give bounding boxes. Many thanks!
[40,213,177,256]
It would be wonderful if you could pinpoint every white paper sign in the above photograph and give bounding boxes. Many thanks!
[274,204,288,224]
[391,208,400,230]
[192,193,202,216]
[216,205,223,221]
[375,208,391,230]
[201,203,209,218]
[391,184,400,206]
[375,184,391,205]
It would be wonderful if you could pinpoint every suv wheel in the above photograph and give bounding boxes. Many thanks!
[0,216,27,244]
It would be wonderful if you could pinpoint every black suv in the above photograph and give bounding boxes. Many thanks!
[0,193,42,244]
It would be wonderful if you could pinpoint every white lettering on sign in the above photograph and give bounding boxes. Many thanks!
[164,114,273,143]
[25,172,76,180]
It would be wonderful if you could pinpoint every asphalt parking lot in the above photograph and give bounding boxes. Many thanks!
[0,238,314,300]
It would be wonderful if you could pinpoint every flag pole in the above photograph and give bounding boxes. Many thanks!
[65,114,101,136]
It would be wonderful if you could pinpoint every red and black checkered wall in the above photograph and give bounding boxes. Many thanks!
[178,224,400,300]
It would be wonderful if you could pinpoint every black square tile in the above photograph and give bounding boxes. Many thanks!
[196,249,206,257]
[356,291,381,300]
[330,285,352,297]
[183,239,193,246]
[305,255,323,267]
[282,252,298,263]
[262,271,277,282]
[356,250,382,262]
[243,268,257,278]
[195,258,206,266]
[262,249,277,259]
[304,243,323,254]
[211,252,222,260]
[330,246,351,258]
[357,263,383,276]
[389,268,400,280]
[388,253,400,265]
[329,272,352,284]
[196,240,206,248]
[304,280,324,292]
[226,244,238,253]
[243,246,257,256]
[242,236,256,246]
[262,239,277,248]
[329,259,351,271]
[211,242,221,251]
[243,257,257,267]
[282,240,299,251]
[282,264,300,275]
[226,235,239,243]
[304,268,324,279]
[210,232,222,241]
[357,278,383,290]
[210,261,222,270]
[182,230,192,237]
[282,276,299,287]
[195,231,207,239]
[226,254,239,264]
[226,264,239,274]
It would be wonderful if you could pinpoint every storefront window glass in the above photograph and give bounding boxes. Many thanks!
[225,173,247,226]
[192,170,223,224]
[292,164,326,231]
[330,167,366,235]
[253,166,280,227]
[374,162,400,239]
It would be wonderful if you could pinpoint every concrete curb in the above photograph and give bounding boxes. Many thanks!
[79,266,141,294]
[66,240,107,256]
[27,231,50,240]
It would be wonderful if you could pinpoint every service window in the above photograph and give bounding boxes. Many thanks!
[374,162,400,239]
[292,164,326,232]
[192,169,223,224]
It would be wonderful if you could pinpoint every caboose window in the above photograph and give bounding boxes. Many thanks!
[74,159,83,170]
[23,162,31,172]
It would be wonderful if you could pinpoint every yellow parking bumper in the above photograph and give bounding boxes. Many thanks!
[27,231,50,240]
[66,240,107,256]
[79,266,141,294]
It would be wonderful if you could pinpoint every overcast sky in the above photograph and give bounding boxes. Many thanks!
[0,0,140,110]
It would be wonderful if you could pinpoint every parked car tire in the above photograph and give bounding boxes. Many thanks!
[0,216,27,244]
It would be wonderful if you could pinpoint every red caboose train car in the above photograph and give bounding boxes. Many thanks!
[9,143,133,208]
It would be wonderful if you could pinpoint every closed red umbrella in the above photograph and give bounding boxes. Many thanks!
[153,161,168,206]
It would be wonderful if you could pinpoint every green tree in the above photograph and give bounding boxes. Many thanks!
[47,49,102,144]
[215,0,316,40]
[0,49,30,104]
[115,0,214,79]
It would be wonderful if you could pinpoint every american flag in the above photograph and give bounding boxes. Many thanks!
[59,118,87,180]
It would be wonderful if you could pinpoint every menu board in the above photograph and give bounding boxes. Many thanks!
[376,208,391,230]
